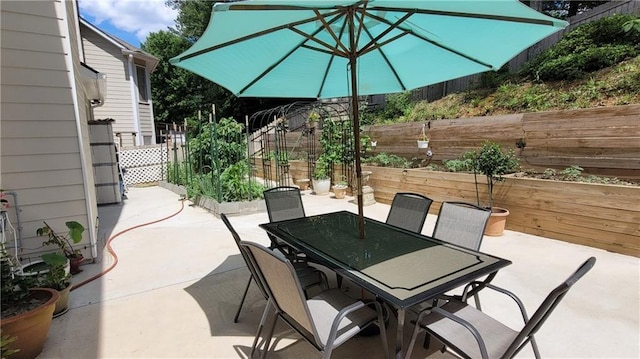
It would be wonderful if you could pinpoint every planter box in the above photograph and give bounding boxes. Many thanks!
[364,165,640,257]
[159,181,266,217]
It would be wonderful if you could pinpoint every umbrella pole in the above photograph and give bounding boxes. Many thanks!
[348,18,365,240]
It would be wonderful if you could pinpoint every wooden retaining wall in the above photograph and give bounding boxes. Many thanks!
[364,105,640,178]
[365,165,640,257]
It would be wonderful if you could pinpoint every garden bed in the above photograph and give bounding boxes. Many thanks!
[159,181,265,217]
[364,165,640,257]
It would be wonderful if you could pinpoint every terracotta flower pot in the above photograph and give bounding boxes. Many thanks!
[1,288,59,359]
[484,207,510,236]
[333,186,347,199]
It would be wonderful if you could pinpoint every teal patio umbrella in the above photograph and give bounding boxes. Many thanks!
[171,0,566,239]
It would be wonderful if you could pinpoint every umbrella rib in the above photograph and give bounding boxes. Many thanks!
[360,26,408,91]
[316,16,350,98]
[312,8,349,55]
[177,9,344,61]
[364,10,495,69]
[237,10,348,95]
[356,10,415,56]
[371,7,560,27]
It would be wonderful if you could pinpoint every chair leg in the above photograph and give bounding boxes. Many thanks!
[234,276,253,323]
[260,311,279,359]
[422,332,431,350]
[405,322,423,359]
[251,300,273,358]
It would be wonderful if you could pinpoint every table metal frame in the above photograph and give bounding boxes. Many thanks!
[260,210,511,358]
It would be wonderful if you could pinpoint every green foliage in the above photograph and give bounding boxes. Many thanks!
[166,0,214,41]
[36,221,85,259]
[141,30,236,124]
[443,151,478,172]
[561,165,584,181]
[313,157,330,180]
[319,119,352,164]
[220,163,265,202]
[363,153,410,168]
[359,92,414,124]
[188,117,246,173]
[521,14,640,81]
[1,245,35,318]
[38,255,71,291]
[475,141,519,208]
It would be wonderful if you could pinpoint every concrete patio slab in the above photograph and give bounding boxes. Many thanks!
[39,186,639,358]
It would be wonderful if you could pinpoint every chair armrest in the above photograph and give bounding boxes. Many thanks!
[326,301,367,347]
[430,307,490,359]
[462,281,531,323]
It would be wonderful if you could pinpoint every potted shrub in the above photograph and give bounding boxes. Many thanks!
[312,157,331,195]
[37,253,72,317]
[332,177,348,199]
[1,243,59,359]
[307,111,320,129]
[36,221,85,274]
[473,141,519,236]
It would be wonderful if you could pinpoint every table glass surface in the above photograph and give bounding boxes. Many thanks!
[260,211,510,307]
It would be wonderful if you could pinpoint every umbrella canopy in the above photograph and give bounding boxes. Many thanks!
[171,0,567,238]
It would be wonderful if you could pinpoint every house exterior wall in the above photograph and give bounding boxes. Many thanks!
[80,24,156,147]
[1,0,97,261]
[81,24,137,146]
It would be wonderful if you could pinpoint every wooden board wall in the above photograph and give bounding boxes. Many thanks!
[364,165,640,257]
[362,105,640,178]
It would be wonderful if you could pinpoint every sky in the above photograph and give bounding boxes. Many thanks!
[78,0,178,48]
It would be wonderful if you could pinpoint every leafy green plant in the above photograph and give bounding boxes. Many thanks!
[36,221,85,260]
[1,244,36,319]
[37,255,71,291]
[220,162,265,202]
[474,141,520,209]
[363,152,410,168]
[561,165,584,181]
[313,157,330,180]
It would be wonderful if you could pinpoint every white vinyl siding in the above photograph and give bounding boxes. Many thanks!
[81,25,157,147]
[81,25,135,142]
[0,0,93,260]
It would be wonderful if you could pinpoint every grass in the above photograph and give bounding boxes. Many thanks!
[398,55,640,122]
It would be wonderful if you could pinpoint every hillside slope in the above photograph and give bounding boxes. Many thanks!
[400,55,640,122]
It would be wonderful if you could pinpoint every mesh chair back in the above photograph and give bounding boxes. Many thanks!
[503,257,596,358]
[264,186,306,222]
[432,202,491,250]
[241,241,317,336]
[220,213,267,297]
[386,192,433,233]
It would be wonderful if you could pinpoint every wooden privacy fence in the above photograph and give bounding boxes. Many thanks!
[365,165,640,257]
[364,104,640,178]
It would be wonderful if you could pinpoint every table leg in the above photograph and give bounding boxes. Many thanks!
[396,307,405,359]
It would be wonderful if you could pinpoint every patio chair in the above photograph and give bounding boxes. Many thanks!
[386,192,433,233]
[432,201,491,251]
[240,240,390,359]
[405,257,596,359]
[220,213,327,323]
[263,186,306,257]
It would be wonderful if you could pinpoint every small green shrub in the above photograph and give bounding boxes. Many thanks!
[363,152,410,168]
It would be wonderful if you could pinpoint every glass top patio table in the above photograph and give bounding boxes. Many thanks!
[259,210,511,309]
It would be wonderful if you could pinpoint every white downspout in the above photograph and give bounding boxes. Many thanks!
[61,0,98,259]
[126,53,142,146]
[146,66,157,144]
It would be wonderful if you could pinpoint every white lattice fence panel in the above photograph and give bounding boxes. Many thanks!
[120,145,169,185]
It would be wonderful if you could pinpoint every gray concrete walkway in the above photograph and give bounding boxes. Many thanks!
[39,186,639,358]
